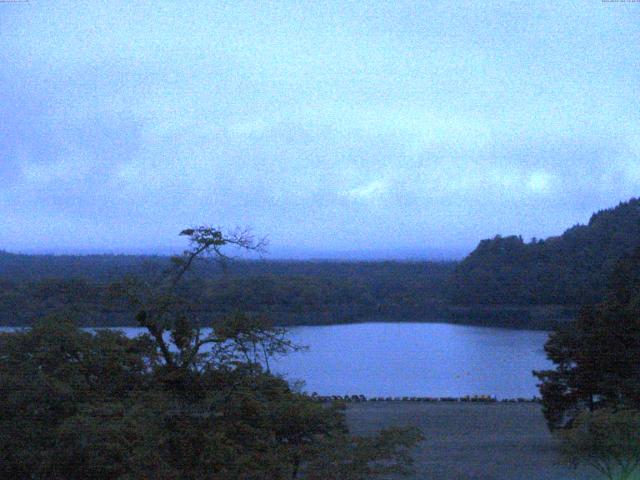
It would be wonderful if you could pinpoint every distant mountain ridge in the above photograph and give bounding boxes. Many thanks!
[447,197,640,305]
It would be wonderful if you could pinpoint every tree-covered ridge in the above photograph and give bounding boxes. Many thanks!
[447,197,640,305]
[0,257,455,327]
[0,251,454,282]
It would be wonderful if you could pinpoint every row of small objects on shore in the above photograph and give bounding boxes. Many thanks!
[309,394,541,403]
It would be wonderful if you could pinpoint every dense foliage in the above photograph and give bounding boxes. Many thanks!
[534,247,640,430]
[0,227,423,479]
[448,198,640,305]
[0,317,421,479]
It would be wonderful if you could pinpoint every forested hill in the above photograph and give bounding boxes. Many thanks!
[447,198,640,305]
[0,254,456,326]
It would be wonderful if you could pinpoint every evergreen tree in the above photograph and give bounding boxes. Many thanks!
[534,246,640,430]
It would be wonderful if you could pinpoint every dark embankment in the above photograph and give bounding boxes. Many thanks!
[346,402,597,480]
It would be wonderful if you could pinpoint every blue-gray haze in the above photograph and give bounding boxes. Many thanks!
[1,1,639,258]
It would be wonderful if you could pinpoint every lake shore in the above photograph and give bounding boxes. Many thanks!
[346,402,596,480]
[263,304,577,331]
[0,301,577,331]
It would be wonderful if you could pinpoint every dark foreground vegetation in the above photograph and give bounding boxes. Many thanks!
[534,246,640,479]
[0,228,422,479]
[535,246,640,431]
[0,316,424,479]
[3,198,640,329]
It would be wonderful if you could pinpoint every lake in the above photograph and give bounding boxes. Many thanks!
[273,322,551,399]
[1,322,551,399]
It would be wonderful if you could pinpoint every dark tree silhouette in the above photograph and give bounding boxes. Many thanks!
[534,246,640,430]
[0,226,422,479]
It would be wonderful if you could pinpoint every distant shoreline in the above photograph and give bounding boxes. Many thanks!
[0,305,573,331]
[0,315,566,331]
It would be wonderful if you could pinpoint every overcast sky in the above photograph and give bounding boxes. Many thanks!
[1,1,639,258]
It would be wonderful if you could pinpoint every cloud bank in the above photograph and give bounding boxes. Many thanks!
[1,1,639,257]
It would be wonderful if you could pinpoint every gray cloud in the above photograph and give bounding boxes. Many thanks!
[1,1,639,256]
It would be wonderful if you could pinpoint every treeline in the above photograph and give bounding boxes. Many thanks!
[0,252,449,282]
[448,197,640,305]
[0,256,456,327]
[3,197,640,328]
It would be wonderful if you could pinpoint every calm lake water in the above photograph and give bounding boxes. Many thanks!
[2,322,551,399]
[274,323,551,399]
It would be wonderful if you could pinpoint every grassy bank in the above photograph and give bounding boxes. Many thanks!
[346,402,597,480]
